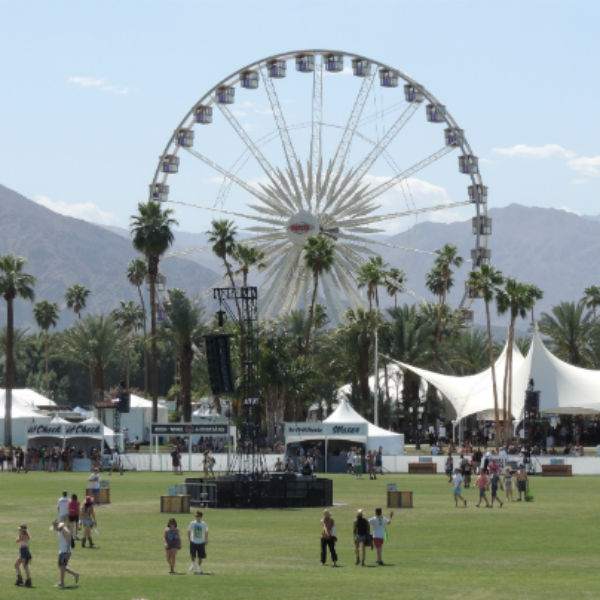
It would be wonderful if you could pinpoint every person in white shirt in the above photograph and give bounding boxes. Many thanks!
[54,521,79,588]
[57,491,70,520]
[368,508,393,565]
[453,468,467,507]
[187,511,208,574]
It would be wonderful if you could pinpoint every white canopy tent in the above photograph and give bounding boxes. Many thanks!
[0,389,54,445]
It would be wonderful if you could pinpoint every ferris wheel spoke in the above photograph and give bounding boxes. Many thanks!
[361,145,456,205]
[349,102,421,185]
[166,198,269,222]
[330,69,377,180]
[259,68,306,206]
[184,147,272,205]
[261,246,303,316]
[215,102,280,186]
[310,57,323,211]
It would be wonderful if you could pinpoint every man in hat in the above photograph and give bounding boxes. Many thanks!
[187,511,208,574]
[54,521,79,588]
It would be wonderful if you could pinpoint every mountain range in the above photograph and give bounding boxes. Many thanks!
[1,182,599,333]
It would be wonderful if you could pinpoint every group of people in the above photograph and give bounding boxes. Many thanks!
[319,507,394,567]
[13,476,100,589]
[0,445,105,472]
[162,511,209,575]
[452,463,530,508]
[345,447,383,479]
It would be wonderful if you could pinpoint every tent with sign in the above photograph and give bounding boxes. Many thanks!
[64,415,106,455]
[26,415,70,450]
[0,389,54,446]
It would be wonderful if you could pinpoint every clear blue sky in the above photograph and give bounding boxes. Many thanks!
[1,0,599,233]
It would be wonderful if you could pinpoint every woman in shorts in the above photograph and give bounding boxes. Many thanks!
[80,497,96,548]
[353,509,370,566]
[15,523,32,587]
[163,518,182,574]
[68,494,80,540]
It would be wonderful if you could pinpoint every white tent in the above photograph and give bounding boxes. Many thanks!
[95,394,168,444]
[324,398,405,455]
[26,415,70,448]
[517,329,600,415]
[0,389,54,445]
[392,330,600,424]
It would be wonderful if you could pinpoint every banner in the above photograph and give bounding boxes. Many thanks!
[151,423,229,435]
[285,422,367,439]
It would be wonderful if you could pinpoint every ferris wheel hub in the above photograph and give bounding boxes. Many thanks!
[286,209,320,246]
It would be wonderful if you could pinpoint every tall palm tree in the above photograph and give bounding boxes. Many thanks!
[112,300,144,389]
[431,244,464,310]
[468,263,504,443]
[163,289,204,421]
[539,300,595,366]
[525,284,544,324]
[60,314,121,404]
[33,299,60,395]
[496,278,536,440]
[130,201,178,421]
[65,284,90,319]
[127,257,149,394]
[302,235,335,355]
[208,220,238,289]
[583,285,600,319]
[357,256,388,311]
[386,267,406,308]
[0,254,35,446]
[233,243,266,288]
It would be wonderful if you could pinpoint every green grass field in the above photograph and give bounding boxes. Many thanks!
[1,470,599,600]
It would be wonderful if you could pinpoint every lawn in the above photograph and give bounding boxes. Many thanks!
[1,470,598,600]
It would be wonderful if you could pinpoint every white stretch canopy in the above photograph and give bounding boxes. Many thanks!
[393,329,600,421]
[0,389,54,445]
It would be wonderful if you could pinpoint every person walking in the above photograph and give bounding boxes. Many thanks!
[87,467,101,505]
[503,466,514,502]
[475,470,490,508]
[67,494,80,541]
[57,490,70,522]
[164,518,182,574]
[353,509,370,566]
[14,524,32,587]
[187,511,208,575]
[368,508,393,566]
[453,468,467,507]
[490,469,504,508]
[80,497,96,548]
[516,464,528,501]
[319,509,338,567]
[54,521,79,588]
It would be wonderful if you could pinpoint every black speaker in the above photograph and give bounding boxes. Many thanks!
[205,334,235,395]
[525,390,539,413]
[117,391,131,413]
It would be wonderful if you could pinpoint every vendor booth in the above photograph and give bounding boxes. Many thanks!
[285,399,405,472]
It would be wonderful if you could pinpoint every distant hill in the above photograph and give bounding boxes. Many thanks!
[2,182,599,335]
[0,184,221,331]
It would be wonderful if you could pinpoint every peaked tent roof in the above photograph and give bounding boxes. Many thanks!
[391,342,526,420]
[516,328,600,415]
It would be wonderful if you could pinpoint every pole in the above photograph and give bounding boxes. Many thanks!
[373,326,379,426]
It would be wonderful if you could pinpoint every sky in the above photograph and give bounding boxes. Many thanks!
[1,0,600,239]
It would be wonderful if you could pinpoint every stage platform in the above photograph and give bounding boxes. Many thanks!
[185,474,333,508]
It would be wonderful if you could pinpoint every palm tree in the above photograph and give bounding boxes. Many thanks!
[33,299,60,395]
[468,264,504,444]
[208,220,238,289]
[127,257,149,394]
[65,284,90,319]
[112,300,144,389]
[385,267,406,308]
[431,244,464,310]
[163,289,204,421]
[496,278,536,440]
[233,243,266,288]
[583,285,600,319]
[0,254,35,446]
[525,284,544,324]
[302,235,335,355]
[60,314,121,404]
[357,256,388,311]
[539,300,595,366]
[131,201,178,421]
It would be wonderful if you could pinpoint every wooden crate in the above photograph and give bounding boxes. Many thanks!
[387,490,413,508]
[86,487,110,504]
[541,464,572,477]
[408,462,437,474]
[161,494,191,513]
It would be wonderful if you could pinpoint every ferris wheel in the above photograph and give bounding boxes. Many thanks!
[150,50,490,319]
